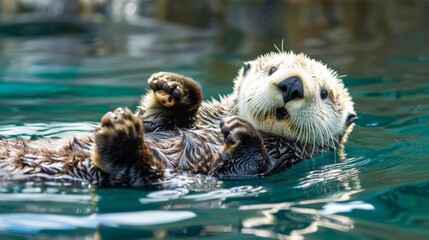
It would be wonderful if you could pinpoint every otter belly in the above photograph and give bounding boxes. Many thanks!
[144,128,224,174]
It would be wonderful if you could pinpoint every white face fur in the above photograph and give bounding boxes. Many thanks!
[234,52,356,148]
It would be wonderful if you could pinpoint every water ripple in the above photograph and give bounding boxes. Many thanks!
[0,210,196,234]
[0,122,97,138]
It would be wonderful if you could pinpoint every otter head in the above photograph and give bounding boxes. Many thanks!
[234,51,356,149]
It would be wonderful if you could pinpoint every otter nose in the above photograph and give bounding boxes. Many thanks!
[278,76,304,104]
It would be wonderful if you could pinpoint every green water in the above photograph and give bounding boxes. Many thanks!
[1,2,429,239]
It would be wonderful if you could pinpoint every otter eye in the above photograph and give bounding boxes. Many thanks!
[268,66,277,76]
[243,62,250,75]
[320,89,329,99]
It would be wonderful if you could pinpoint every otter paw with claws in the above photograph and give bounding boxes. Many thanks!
[213,116,270,177]
[220,116,264,153]
[148,72,202,109]
[93,107,145,173]
[141,72,203,130]
[95,107,143,144]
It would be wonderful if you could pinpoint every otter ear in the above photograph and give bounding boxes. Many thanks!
[243,62,250,75]
[346,113,358,127]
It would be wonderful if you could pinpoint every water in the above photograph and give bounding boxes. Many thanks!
[0,1,428,239]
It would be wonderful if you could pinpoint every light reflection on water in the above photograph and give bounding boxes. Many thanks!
[0,122,97,139]
[0,1,428,239]
[0,211,197,234]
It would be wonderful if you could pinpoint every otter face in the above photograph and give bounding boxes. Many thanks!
[234,52,356,148]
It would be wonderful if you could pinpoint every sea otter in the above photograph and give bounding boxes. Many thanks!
[0,51,357,186]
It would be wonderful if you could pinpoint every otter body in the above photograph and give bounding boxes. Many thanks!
[0,52,356,187]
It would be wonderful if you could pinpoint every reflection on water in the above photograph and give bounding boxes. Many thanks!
[0,183,367,239]
[0,122,97,139]
[0,0,429,239]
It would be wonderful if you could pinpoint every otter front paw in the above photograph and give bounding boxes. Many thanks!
[93,107,164,184]
[148,72,202,110]
[93,107,144,173]
[96,107,143,142]
[220,116,264,155]
[140,72,203,130]
[212,116,270,178]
